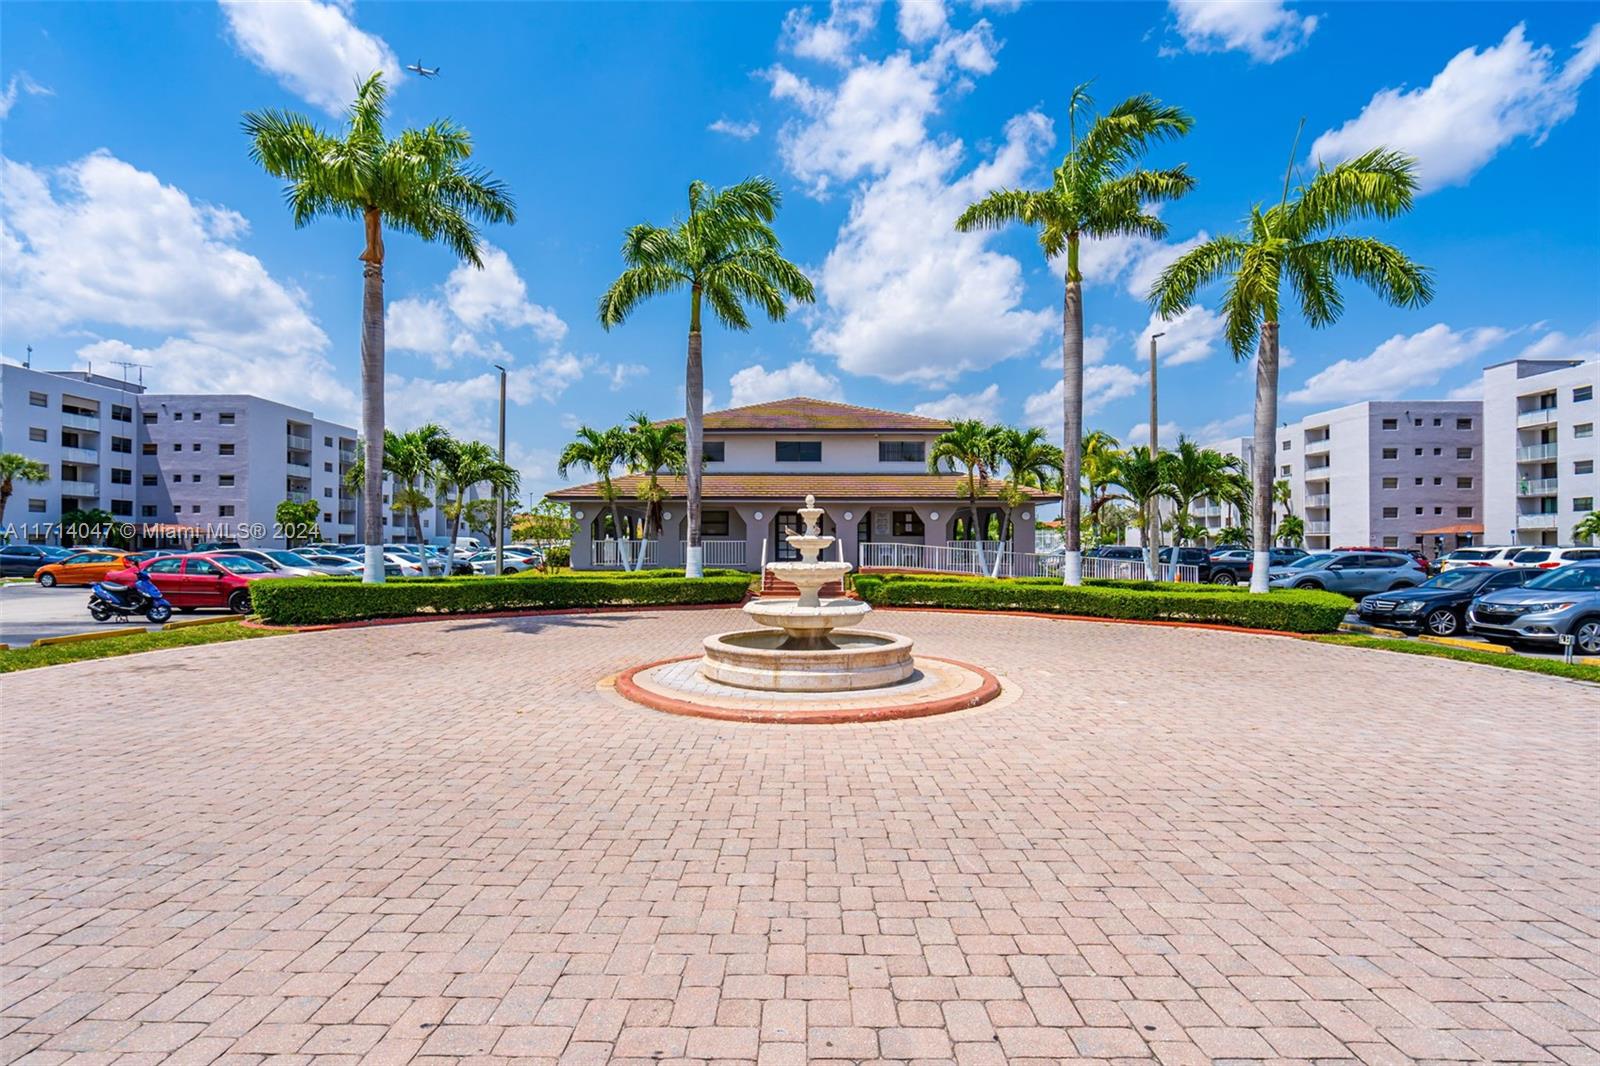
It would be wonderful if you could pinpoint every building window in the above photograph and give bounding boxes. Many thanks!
[141,505,157,517]
[1576,497,1595,511]
[1413,418,1422,427]
[702,441,725,463]
[323,487,333,498]
[1434,506,1443,515]
[1432,476,1442,485]
[1382,507,1398,518]
[111,404,132,422]
[1432,417,1441,427]
[1457,476,1473,489]
[141,474,157,487]
[878,441,926,463]
[219,443,235,456]
[1576,423,1594,439]
[1281,439,1291,450]
[192,412,201,421]
[1456,446,1474,459]
[28,427,46,443]
[28,499,46,512]
[218,505,235,517]
[1414,507,1424,515]
[1382,448,1398,460]
[191,505,200,513]
[1577,460,1595,475]
[142,442,157,455]
[109,500,132,516]
[111,468,131,485]
[1381,418,1397,431]
[892,511,925,536]
[28,391,47,407]
[142,412,157,424]
[172,474,183,483]
[219,412,235,425]
[323,512,333,523]
[702,510,731,537]
[193,475,203,484]
[1575,385,1594,403]
[1455,417,1473,430]
[219,474,235,487]
[171,443,181,452]
[111,436,132,453]
[775,441,822,462]
[324,435,333,447]
[1280,465,1291,476]
[1432,447,1441,456]
[1382,536,1398,547]
[174,412,183,421]
[192,443,202,451]
[1413,448,1422,456]
[1382,477,1398,489]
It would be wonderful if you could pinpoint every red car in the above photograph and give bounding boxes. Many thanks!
[105,552,276,614]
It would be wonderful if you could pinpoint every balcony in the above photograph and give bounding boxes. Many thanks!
[339,449,357,465]
[1516,513,1559,530]
[286,490,312,504]
[286,434,313,451]
[1517,477,1559,496]
[1518,407,1558,428]
[59,446,99,464]
[58,481,98,497]
[286,462,313,479]
[1305,521,1331,534]
[1303,438,1331,454]
[59,412,101,431]
[1304,494,1331,507]
[1517,443,1558,462]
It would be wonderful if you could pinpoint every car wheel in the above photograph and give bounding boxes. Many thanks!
[1573,617,1600,656]
[1294,579,1322,590]
[1211,571,1236,586]
[227,590,252,614]
[1425,608,1459,636]
[38,572,56,587]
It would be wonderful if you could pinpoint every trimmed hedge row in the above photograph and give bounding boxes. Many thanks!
[251,569,750,626]
[852,573,1350,633]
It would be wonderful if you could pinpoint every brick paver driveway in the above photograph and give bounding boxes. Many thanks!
[3,608,1596,1065]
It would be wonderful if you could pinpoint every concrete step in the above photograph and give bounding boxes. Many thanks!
[760,573,845,598]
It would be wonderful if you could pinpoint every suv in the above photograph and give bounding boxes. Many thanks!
[1438,546,1528,571]
[1359,566,1534,636]
[1207,547,1308,586]
[1467,562,1600,653]
[1506,546,1600,570]
[1157,546,1213,581]
[1268,551,1426,596]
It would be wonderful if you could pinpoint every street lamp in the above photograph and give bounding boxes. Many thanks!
[493,364,507,576]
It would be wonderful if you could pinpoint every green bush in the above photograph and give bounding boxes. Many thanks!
[852,573,1350,633]
[251,569,750,626]
[543,544,571,568]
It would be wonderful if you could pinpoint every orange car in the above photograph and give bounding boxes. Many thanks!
[33,549,132,587]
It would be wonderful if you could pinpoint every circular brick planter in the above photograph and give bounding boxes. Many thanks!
[613,653,1000,725]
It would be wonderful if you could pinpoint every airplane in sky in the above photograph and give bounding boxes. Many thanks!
[405,60,440,78]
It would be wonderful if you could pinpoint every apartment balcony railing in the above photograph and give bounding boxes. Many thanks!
[1303,438,1331,453]
[1517,407,1558,428]
[58,481,98,496]
[1516,513,1559,529]
[1305,521,1331,534]
[59,412,101,431]
[286,490,312,504]
[286,434,313,451]
[1516,443,1558,462]
[59,446,99,464]
[1517,478,1559,496]
[339,450,357,464]
[1303,494,1331,507]
[286,462,313,478]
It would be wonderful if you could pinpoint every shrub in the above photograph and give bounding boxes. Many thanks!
[851,573,1349,633]
[543,544,571,568]
[251,569,750,626]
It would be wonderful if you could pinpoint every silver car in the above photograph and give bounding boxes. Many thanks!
[1466,562,1600,653]
[1268,551,1426,596]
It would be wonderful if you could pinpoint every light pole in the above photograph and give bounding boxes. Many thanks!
[1148,331,1165,578]
[493,364,507,576]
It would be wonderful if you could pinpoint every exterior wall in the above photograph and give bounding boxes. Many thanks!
[704,432,941,475]
[1482,358,1599,546]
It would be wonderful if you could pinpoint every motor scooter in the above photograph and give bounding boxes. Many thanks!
[87,570,174,623]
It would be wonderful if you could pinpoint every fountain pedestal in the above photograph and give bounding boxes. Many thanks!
[699,495,916,691]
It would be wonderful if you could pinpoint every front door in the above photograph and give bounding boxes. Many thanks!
[773,512,802,561]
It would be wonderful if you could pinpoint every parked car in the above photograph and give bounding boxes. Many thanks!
[122,549,185,566]
[1506,546,1600,570]
[192,540,242,552]
[298,552,363,573]
[1358,566,1535,636]
[0,544,74,577]
[1085,545,1144,561]
[1467,562,1600,653]
[1156,546,1214,581]
[386,545,472,575]
[1268,551,1425,596]
[106,553,275,613]
[32,549,132,587]
[1437,546,1529,571]
[1207,547,1308,585]
[192,548,319,577]
[468,550,536,574]
[1336,546,1433,576]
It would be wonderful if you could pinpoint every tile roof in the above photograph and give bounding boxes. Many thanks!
[548,473,1050,502]
[657,396,952,433]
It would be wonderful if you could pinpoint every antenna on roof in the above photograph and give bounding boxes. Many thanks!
[110,360,148,392]
[24,345,32,368]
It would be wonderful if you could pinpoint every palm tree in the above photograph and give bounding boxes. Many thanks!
[1216,522,1252,547]
[1080,430,1121,547]
[385,425,454,574]
[0,453,50,536]
[1165,437,1246,552]
[1107,446,1177,580]
[988,426,1063,577]
[1276,513,1306,547]
[929,420,998,571]
[598,178,814,579]
[245,72,515,583]
[625,412,687,538]
[1150,146,1432,592]
[1273,478,1294,515]
[438,439,520,562]
[956,86,1193,586]
[558,425,638,571]
[1573,510,1600,545]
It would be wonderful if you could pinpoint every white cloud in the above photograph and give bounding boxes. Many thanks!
[1124,421,1182,446]
[0,72,53,119]
[1445,380,1484,401]
[444,244,566,342]
[1024,363,1145,435]
[1309,23,1600,193]
[1286,323,1511,405]
[1139,304,1224,366]
[898,0,948,43]
[220,0,401,115]
[385,297,453,357]
[1,151,355,413]
[1166,0,1317,63]
[708,117,761,139]
[1128,412,1252,448]
[1516,324,1600,361]
[911,383,1002,422]
[782,0,879,66]
[728,359,844,407]
[1124,230,1208,302]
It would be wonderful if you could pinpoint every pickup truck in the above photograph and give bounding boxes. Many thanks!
[1205,546,1309,585]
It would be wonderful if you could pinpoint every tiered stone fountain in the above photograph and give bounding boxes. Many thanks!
[700,495,914,691]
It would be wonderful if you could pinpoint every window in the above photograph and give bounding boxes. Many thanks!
[28,427,46,443]
[324,435,333,447]
[1432,447,1441,456]
[1382,477,1398,489]
[323,462,333,473]
[141,505,158,518]
[191,443,201,451]
[1382,448,1398,460]
[702,510,730,537]
[878,441,926,463]
[1281,439,1291,450]
[192,475,203,484]
[1381,418,1398,431]
[702,441,725,463]
[27,499,46,513]
[1456,506,1474,519]
[1413,418,1423,427]
[142,412,157,424]
[775,441,821,462]
[1456,447,1474,459]
[219,443,235,456]
[1456,417,1473,430]
[1413,448,1422,456]
[1576,497,1595,512]
[111,436,132,454]
[1576,423,1594,439]
[191,505,200,514]
[219,474,235,487]
[173,412,183,421]
[218,505,235,517]
[1414,477,1423,485]
[28,391,47,407]
[109,499,132,516]
[1280,465,1291,476]
[1414,507,1424,515]
[1434,506,1443,515]
[323,487,333,498]
[111,468,131,485]
[219,412,235,425]
[1577,460,1595,476]
[192,412,201,421]
[1432,476,1442,485]
[172,473,183,483]
[1457,476,1473,489]
[1382,536,1398,547]
[1382,507,1398,518]
[142,474,157,487]
[112,404,132,422]
[142,442,157,455]
[323,513,333,523]
[1575,385,1594,403]
[892,511,925,536]
[187,559,218,576]
[1432,417,1441,427]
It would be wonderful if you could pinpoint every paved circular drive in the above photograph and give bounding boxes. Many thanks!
[2,608,1595,1064]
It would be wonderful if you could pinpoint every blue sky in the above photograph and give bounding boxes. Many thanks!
[3,1,1598,498]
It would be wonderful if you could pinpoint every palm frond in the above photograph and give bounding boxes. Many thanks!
[1288,147,1420,237]
[597,264,687,328]
[1076,94,1195,176]
[954,188,1039,233]
[1147,235,1248,317]
[1300,235,1434,310]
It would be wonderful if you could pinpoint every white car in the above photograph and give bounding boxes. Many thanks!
[1437,546,1530,571]
[346,552,424,577]
[1506,546,1600,570]
[469,551,536,574]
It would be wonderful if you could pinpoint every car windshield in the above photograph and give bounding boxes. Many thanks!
[1419,569,1489,590]
[1283,553,1332,570]
[211,555,270,573]
[265,551,311,566]
[1525,566,1600,591]
[1515,550,1553,564]
[1447,549,1496,561]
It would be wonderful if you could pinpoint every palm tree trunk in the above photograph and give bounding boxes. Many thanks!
[684,288,704,579]
[608,501,631,571]
[989,502,1013,579]
[0,486,10,532]
[1061,266,1084,586]
[412,505,429,576]
[359,248,386,584]
[1249,322,1280,593]
[965,471,986,574]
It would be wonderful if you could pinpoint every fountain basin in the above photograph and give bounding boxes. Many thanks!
[702,629,915,691]
[742,597,871,644]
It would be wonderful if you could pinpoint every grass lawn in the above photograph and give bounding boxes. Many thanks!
[1312,633,1600,683]
[0,621,283,674]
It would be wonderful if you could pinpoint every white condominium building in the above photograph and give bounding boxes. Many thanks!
[1481,357,1598,546]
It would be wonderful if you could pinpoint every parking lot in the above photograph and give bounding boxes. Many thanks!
[0,581,192,646]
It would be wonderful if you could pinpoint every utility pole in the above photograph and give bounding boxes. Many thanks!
[494,364,507,576]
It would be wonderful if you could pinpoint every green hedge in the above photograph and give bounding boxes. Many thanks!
[852,573,1350,633]
[251,569,750,626]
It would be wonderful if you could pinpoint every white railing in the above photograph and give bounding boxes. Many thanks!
[1518,408,1558,427]
[286,434,313,451]
[1304,438,1331,453]
[60,412,101,431]
[1306,521,1331,534]
[860,542,1200,582]
[1516,513,1559,529]
[1517,444,1558,461]
[595,538,654,568]
[1304,494,1331,507]
[685,538,747,567]
[58,481,98,496]
[1517,478,1559,496]
[945,540,1007,553]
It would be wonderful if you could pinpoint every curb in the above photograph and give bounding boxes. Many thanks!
[160,616,238,631]
[242,599,749,633]
[31,627,148,648]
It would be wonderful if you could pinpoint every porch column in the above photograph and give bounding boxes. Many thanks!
[569,503,596,569]
[1013,503,1038,555]
[734,504,772,573]
[831,501,868,567]
[912,503,946,547]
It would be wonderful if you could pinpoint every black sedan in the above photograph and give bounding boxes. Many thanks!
[0,544,74,576]
[1358,566,1533,636]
